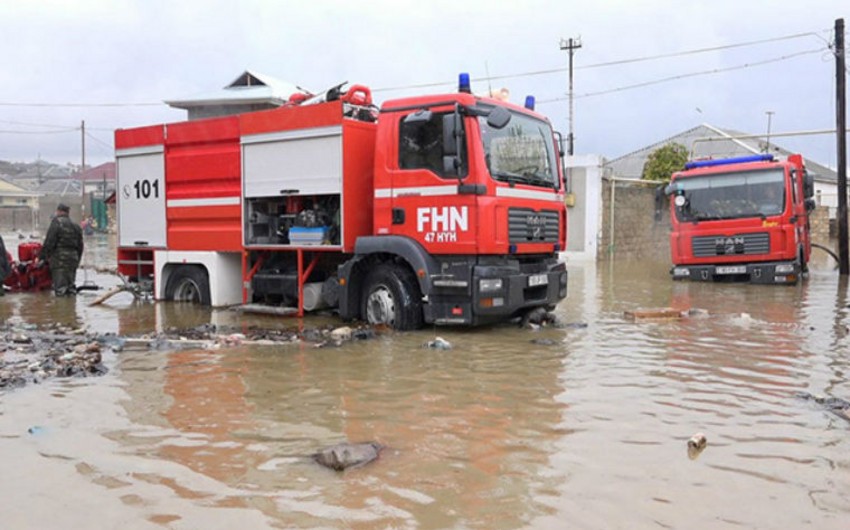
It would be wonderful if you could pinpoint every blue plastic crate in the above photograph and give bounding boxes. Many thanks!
[289,226,329,246]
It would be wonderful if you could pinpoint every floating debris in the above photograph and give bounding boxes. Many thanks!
[425,337,452,350]
[313,441,384,471]
[625,307,684,321]
[797,391,850,422]
[687,432,707,460]
[520,307,559,329]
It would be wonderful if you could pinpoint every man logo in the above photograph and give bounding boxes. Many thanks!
[527,215,544,240]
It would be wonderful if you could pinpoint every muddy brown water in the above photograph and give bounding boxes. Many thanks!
[1,234,849,529]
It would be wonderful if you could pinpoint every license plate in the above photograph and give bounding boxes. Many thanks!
[716,265,746,275]
[528,273,548,287]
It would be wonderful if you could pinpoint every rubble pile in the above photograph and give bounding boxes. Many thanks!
[0,323,109,390]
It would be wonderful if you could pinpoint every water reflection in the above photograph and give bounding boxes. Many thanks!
[2,239,850,528]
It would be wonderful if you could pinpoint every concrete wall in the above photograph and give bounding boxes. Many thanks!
[0,207,38,233]
[563,155,604,261]
[37,197,84,236]
[598,177,670,261]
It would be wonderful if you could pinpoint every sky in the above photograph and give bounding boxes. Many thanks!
[0,0,846,169]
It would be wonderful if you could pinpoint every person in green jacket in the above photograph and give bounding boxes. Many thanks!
[38,203,83,296]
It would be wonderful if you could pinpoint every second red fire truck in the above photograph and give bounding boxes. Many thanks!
[665,153,815,284]
[115,76,568,329]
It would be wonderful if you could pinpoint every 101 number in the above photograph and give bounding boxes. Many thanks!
[133,179,160,199]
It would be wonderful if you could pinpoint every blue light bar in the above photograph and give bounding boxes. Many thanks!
[458,73,471,94]
[524,95,535,110]
[684,154,774,170]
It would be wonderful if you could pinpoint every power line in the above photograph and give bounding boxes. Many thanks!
[575,30,825,70]
[0,29,831,107]
[0,127,78,134]
[538,47,827,103]
[0,119,77,130]
[373,29,827,93]
[0,101,161,108]
[84,131,114,154]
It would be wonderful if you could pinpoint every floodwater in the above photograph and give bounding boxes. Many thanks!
[1,234,849,529]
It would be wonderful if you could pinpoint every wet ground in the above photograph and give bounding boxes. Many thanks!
[1,234,849,529]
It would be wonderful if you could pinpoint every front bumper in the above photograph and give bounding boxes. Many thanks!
[425,258,568,325]
[671,260,800,285]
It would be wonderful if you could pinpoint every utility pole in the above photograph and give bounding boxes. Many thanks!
[836,18,848,275]
[81,120,86,219]
[764,111,774,153]
[560,37,582,156]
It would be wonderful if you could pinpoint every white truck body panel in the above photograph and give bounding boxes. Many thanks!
[116,146,167,248]
[242,125,343,197]
[155,250,242,307]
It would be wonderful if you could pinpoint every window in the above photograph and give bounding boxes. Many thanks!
[398,111,466,178]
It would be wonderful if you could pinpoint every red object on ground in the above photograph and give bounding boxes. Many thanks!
[4,243,53,292]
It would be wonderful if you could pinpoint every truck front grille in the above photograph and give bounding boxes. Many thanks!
[508,208,560,243]
[691,232,770,257]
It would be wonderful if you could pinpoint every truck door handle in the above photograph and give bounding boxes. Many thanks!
[279,189,299,195]
[392,208,405,225]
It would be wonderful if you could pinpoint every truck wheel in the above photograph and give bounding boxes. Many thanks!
[361,264,423,330]
[165,266,211,305]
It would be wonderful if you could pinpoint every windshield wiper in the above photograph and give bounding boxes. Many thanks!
[492,170,553,188]
[492,170,523,185]
[520,172,555,188]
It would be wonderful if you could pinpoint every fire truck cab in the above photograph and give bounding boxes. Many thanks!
[665,153,815,285]
[116,78,567,329]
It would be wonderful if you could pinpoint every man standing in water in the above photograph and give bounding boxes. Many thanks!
[38,203,83,296]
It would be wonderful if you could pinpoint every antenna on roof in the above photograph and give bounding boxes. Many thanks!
[764,111,775,153]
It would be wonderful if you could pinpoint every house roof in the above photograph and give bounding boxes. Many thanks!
[35,178,81,196]
[16,164,73,180]
[78,162,115,183]
[605,123,837,184]
[165,70,309,109]
[0,177,39,197]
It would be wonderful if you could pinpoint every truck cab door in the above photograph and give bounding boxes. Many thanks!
[381,107,478,255]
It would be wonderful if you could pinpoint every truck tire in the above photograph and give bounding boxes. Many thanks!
[165,265,211,305]
[361,263,423,330]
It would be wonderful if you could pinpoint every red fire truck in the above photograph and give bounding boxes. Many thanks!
[665,153,815,284]
[115,77,568,329]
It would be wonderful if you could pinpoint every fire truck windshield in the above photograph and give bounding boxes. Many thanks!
[673,168,786,222]
[479,111,558,189]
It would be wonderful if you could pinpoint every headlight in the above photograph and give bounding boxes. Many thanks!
[672,267,690,277]
[775,263,795,274]
[479,278,503,292]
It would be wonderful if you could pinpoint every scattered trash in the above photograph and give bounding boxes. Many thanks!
[313,441,384,471]
[687,432,707,460]
[625,307,683,321]
[27,426,46,436]
[530,338,558,346]
[330,326,353,342]
[521,307,559,329]
[425,337,452,350]
[797,391,850,422]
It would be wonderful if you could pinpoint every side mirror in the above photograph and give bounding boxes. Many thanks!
[442,156,459,177]
[554,131,566,157]
[442,113,460,156]
[804,172,815,199]
[486,106,511,129]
